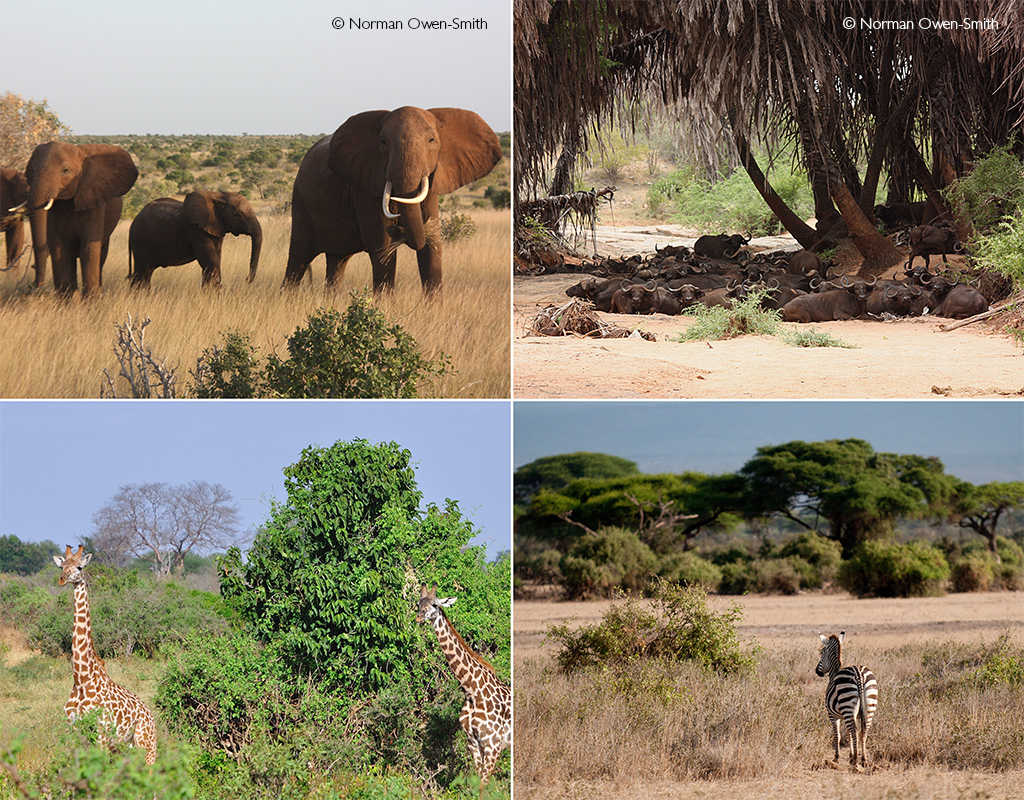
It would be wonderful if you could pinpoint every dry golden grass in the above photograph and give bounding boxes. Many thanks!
[513,593,1024,799]
[0,208,510,398]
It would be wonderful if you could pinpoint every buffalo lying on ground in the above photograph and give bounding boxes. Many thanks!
[786,250,829,276]
[866,282,929,317]
[781,278,876,322]
[694,233,750,259]
[931,285,988,319]
[611,282,683,315]
[566,276,631,312]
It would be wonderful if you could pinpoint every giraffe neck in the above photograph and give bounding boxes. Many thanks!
[72,581,107,682]
[431,610,494,693]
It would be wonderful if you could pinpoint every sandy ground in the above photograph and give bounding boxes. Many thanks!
[513,590,1024,660]
[513,226,1023,400]
[513,591,1024,800]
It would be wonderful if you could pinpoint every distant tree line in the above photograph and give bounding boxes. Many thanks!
[515,443,1023,598]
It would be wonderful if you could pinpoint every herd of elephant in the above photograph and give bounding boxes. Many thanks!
[0,106,502,297]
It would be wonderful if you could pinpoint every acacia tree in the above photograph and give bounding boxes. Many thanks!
[91,480,243,574]
[739,439,957,555]
[950,480,1024,562]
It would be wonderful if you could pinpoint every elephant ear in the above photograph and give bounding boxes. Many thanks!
[183,191,225,237]
[327,110,391,195]
[74,145,138,212]
[429,108,502,196]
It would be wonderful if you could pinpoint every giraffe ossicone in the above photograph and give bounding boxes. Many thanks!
[416,583,511,791]
[53,544,157,765]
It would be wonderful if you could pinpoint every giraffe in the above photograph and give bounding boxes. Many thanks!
[416,584,511,792]
[52,545,157,765]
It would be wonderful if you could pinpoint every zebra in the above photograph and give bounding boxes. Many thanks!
[815,631,878,771]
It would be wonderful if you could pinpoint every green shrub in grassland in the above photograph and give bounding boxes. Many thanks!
[547,579,757,676]
[26,566,231,659]
[838,541,951,597]
[192,295,452,399]
[558,527,659,599]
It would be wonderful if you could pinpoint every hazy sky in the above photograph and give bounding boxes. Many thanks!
[514,401,1024,484]
[0,401,512,556]
[0,0,511,135]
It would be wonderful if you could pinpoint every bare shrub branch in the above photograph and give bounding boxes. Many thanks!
[100,313,178,398]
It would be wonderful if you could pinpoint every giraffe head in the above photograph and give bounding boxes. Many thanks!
[416,584,456,624]
[53,545,93,586]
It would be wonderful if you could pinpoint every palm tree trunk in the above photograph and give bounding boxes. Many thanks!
[728,108,818,248]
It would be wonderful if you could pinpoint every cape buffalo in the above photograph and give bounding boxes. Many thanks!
[694,233,750,259]
[866,282,928,317]
[781,278,876,322]
[874,200,932,230]
[566,276,632,312]
[931,285,988,319]
[906,224,959,271]
[611,282,683,315]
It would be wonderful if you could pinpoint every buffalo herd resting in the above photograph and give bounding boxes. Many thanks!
[562,228,991,323]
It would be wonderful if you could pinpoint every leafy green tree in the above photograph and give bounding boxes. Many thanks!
[0,535,59,575]
[739,439,957,555]
[950,480,1024,563]
[522,471,743,554]
[219,439,510,694]
[513,451,640,504]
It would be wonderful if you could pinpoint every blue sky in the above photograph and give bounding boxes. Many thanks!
[0,401,512,556]
[0,0,511,136]
[514,401,1024,484]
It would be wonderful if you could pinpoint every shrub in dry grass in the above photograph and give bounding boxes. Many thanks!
[192,294,451,398]
[547,580,757,676]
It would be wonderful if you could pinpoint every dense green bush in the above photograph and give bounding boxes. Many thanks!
[659,551,722,590]
[548,579,756,675]
[558,527,658,599]
[192,296,452,399]
[779,532,843,587]
[838,541,951,597]
[950,553,995,592]
[29,567,232,659]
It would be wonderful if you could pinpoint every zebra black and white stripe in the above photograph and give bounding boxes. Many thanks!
[816,631,878,771]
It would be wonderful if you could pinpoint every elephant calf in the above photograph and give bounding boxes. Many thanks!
[128,191,262,288]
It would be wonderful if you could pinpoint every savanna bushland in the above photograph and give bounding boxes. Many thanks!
[0,125,512,399]
[514,446,1024,601]
[512,448,1024,798]
[0,440,512,800]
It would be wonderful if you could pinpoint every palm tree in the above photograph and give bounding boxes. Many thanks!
[514,0,1024,272]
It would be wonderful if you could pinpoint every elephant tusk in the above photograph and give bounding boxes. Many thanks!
[382,176,429,220]
[44,198,54,210]
[382,181,400,219]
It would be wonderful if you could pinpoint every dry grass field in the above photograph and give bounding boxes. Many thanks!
[513,591,1024,800]
[0,208,510,398]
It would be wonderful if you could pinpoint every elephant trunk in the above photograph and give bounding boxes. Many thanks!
[247,219,263,282]
[382,177,430,251]
[29,209,49,286]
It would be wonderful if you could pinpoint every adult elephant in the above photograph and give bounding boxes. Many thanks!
[19,141,138,297]
[283,106,502,291]
[1,168,49,284]
[128,191,262,288]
